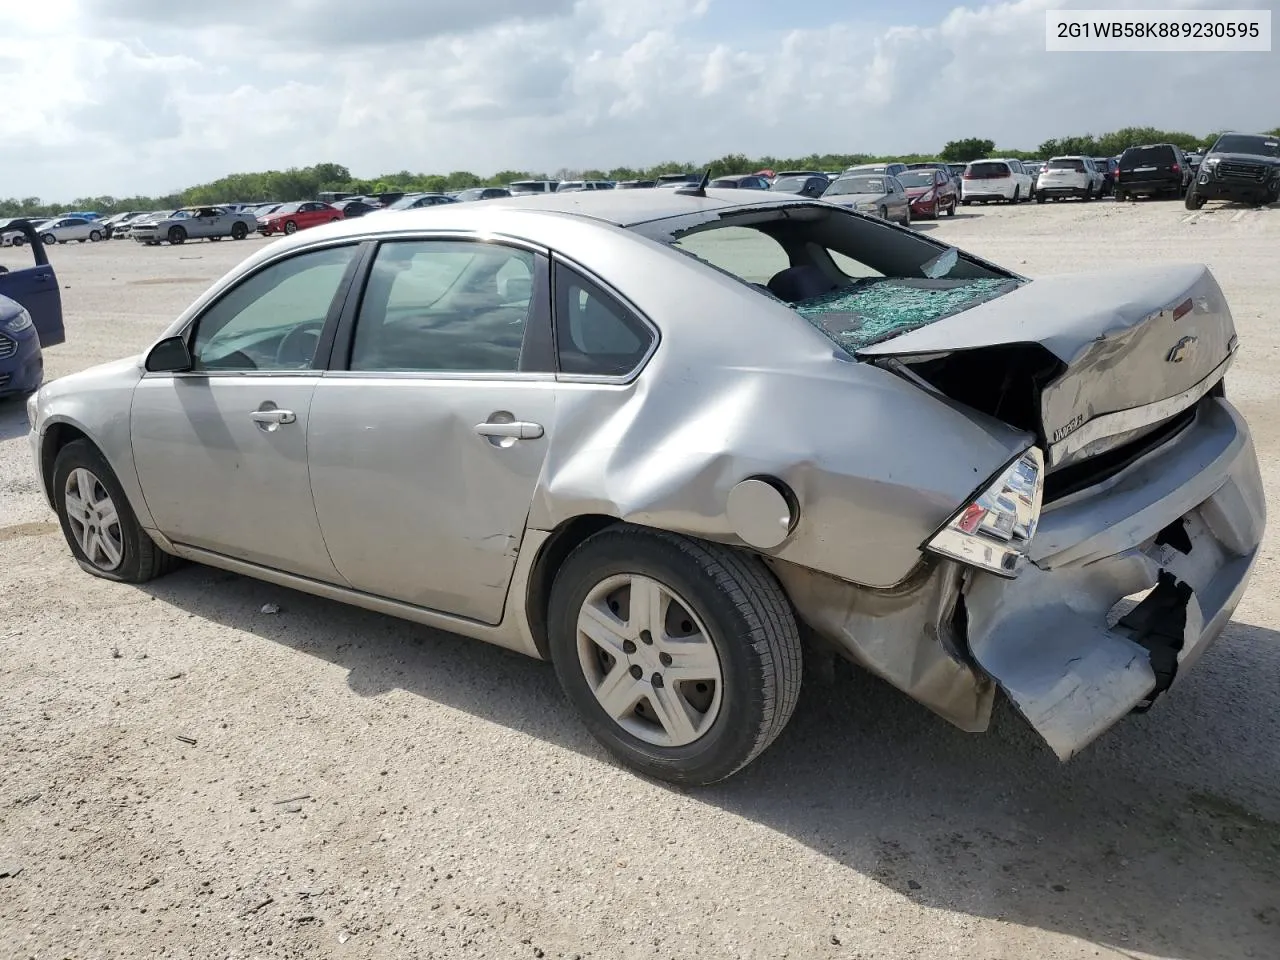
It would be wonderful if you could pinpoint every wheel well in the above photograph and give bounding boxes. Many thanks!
[40,422,91,503]
[524,514,620,658]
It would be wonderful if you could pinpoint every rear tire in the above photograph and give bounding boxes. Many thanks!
[52,440,182,584]
[1035,195,1046,204]
[231,222,248,240]
[547,525,802,786]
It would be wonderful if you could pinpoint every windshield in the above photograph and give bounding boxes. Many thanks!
[895,171,935,187]
[1212,134,1280,158]
[825,177,883,196]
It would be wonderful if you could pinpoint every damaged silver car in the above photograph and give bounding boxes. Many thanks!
[26,186,1265,784]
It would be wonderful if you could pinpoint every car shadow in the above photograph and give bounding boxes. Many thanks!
[136,563,1280,959]
[0,396,30,442]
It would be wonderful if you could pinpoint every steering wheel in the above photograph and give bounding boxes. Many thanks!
[274,320,324,368]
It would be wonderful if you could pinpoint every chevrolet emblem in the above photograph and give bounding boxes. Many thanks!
[1166,335,1198,364]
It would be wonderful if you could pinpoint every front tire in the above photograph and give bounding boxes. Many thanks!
[168,226,187,245]
[42,234,56,246]
[547,525,802,786]
[52,440,180,583]
[1185,187,1205,210]
[284,220,298,235]
[89,230,102,242]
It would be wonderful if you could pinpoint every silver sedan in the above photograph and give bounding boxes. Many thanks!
[26,190,1265,784]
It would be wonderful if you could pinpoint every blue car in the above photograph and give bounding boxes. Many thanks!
[0,219,65,400]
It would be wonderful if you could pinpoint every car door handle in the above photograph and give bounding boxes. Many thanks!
[473,420,543,439]
[250,409,296,425]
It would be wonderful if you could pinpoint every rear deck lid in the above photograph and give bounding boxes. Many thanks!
[858,264,1236,466]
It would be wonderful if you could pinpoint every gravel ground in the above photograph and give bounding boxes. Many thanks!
[1,201,1278,960]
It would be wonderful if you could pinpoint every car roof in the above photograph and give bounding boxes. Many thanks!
[254,189,819,252]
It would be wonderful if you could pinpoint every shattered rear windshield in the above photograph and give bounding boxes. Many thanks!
[667,215,1023,351]
[790,277,1022,350]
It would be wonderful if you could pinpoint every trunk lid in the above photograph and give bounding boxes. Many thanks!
[858,264,1236,471]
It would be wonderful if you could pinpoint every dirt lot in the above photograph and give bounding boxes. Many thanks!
[2,201,1278,960]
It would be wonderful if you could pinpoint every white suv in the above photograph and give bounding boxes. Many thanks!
[1035,156,1105,202]
[960,158,1033,204]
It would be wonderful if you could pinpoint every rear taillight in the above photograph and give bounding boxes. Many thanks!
[1172,163,1181,174]
[963,172,973,179]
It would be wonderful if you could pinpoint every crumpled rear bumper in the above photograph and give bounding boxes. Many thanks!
[779,396,1265,760]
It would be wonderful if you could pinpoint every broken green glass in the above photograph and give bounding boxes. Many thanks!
[791,277,1022,350]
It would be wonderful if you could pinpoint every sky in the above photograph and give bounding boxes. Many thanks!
[2,0,1276,200]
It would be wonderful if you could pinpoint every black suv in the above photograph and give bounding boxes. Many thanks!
[1185,132,1280,209]
[1114,143,1189,201]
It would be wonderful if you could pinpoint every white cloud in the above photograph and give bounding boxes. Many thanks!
[1,0,1276,199]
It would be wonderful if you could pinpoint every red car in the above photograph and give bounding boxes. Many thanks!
[257,201,344,236]
[896,168,958,218]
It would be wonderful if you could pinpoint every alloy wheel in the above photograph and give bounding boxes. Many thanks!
[576,573,723,748]
[63,467,124,572]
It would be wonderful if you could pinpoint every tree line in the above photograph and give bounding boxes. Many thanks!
[3,126,1275,218]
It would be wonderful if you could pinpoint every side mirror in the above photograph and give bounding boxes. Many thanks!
[145,335,194,373]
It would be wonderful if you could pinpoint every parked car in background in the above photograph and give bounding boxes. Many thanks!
[821,173,911,223]
[962,159,1033,204]
[895,168,957,218]
[1,218,49,247]
[906,161,962,191]
[947,163,967,180]
[36,217,108,244]
[1184,153,1203,174]
[615,180,656,189]
[556,181,615,193]
[133,206,259,245]
[508,180,560,195]
[257,201,343,236]
[654,173,703,189]
[774,169,825,180]
[1114,143,1190,201]
[1092,158,1119,195]
[707,174,771,190]
[335,199,381,218]
[771,174,830,199]
[1185,132,1280,209]
[1034,157,1104,202]
[0,219,64,399]
[116,211,176,241]
[845,162,909,180]
[455,187,513,202]
[61,211,101,221]
[368,194,458,215]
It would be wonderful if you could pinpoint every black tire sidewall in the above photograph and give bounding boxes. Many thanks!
[52,440,149,582]
[548,530,774,784]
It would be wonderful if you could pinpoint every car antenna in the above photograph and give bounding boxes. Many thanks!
[676,169,712,197]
